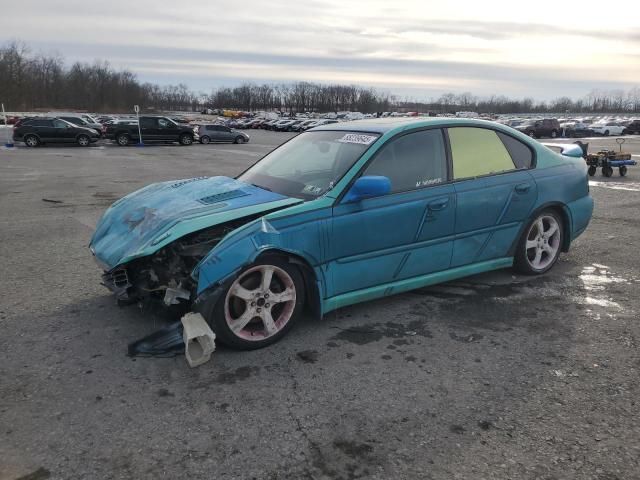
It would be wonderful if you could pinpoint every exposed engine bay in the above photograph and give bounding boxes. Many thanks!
[101,216,258,308]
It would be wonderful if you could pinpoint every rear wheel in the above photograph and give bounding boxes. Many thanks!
[550,129,558,138]
[24,135,39,147]
[77,134,90,147]
[588,166,597,176]
[200,135,210,144]
[604,130,610,136]
[528,131,536,138]
[179,134,193,146]
[619,166,628,176]
[234,136,246,144]
[207,257,305,350]
[514,210,563,275]
[116,133,130,146]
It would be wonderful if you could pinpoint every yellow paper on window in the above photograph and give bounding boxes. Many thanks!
[449,128,514,179]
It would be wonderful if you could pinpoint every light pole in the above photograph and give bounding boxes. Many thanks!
[134,104,144,146]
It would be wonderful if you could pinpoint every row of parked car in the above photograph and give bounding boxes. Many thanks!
[505,118,640,139]
[11,114,251,147]
[228,117,340,132]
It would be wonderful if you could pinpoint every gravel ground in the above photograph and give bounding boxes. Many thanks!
[1,131,639,480]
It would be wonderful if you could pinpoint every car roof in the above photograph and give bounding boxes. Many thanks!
[310,117,521,134]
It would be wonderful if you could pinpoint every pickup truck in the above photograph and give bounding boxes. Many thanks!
[105,116,195,146]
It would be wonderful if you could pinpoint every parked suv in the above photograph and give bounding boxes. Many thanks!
[13,117,101,147]
[623,120,640,135]
[193,124,250,144]
[105,116,195,146]
[516,119,561,138]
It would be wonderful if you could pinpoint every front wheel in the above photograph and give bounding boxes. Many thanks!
[604,130,610,136]
[588,166,597,176]
[514,210,563,275]
[550,130,558,138]
[602,166,614,177]
[200,135,210,144]
[77,134,90,147]
[207,257,305,350]
[234,136,246,144]
[619,166,628,177]
[179,134,193,145]
[528,131,536,138]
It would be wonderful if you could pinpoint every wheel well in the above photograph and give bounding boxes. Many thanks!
[256,249,322,320]
[509,203,572,256]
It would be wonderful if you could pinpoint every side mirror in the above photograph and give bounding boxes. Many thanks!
[343,176,391,203]
[560,144,585,159]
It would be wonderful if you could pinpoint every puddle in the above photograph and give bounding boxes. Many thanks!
[589,181,640,192]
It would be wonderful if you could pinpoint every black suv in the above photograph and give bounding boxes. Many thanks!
[516,119,561,139]
[623,120,640,135]
[105,116,195,146]
[13,117,101,147]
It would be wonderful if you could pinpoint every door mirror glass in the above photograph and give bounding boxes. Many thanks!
[343,176,391,203]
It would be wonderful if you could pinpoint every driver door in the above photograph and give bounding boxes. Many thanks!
[326,129,455,297]
[52,119,77,143]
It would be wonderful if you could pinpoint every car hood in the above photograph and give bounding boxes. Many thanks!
[89,176,302,270]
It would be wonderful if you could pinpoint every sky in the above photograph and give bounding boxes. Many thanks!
[1,0,639,101]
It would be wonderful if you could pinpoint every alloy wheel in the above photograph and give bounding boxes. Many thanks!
[525,215,561,271]
[224,265,296,341]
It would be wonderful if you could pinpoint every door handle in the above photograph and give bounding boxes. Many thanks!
[515,183,531,194]
[428,199,449,211]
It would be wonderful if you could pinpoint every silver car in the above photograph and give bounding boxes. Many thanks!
[195,124,250,144]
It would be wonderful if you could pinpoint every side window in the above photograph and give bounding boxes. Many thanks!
[140,117,156,129]
[363,129,447,193]
[157,118,171,128]
[449,127,516,179]
[53,120,68,128]
[496,132,533,169]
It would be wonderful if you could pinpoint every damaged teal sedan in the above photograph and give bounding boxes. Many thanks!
[90,118,593,349]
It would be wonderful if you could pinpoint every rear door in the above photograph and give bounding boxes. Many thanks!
[30,119,56,142]
[448,127,537,267]
[328,128,455,296]
[139,117,158,141]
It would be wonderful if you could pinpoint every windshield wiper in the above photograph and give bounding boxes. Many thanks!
[251,183,272,192]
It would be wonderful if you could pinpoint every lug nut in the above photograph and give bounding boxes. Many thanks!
[251,302,256,306]
[265,303,270,308]
[256,308,262,313]
[264,293,269,298]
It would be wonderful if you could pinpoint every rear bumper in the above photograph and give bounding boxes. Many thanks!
[567,195,594,242]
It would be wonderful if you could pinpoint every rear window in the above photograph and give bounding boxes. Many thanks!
[496,132,533,169]
[449,127,516,179]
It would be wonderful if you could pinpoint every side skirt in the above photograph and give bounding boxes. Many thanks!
[322,257,514,314]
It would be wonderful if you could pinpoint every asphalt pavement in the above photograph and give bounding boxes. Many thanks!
[1,131,639,480]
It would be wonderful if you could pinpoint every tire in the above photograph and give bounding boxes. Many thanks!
[179,134,193,146]
[24,134,39,148]
[528,131,536,138]
[550,130,558,138]
[604,130,610,136]
[77,134,90,147]
[200,135,210,144]
[619,166,628,177]
[206,256,305,350]
[588,166,597,176]
[514,209,564,275]
[234,136,245,144]
[602,166,614,177]
[116,133,130,146]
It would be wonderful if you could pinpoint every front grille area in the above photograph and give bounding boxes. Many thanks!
[101,268,131,296]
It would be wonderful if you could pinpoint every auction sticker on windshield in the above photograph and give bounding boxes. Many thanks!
[337,133,378,145]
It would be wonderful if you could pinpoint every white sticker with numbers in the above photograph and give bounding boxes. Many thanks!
[337,133,378,145]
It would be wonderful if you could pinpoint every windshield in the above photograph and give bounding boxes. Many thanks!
[238,130,379,200]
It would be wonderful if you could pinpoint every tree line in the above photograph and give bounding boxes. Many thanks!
[1,40,639,114]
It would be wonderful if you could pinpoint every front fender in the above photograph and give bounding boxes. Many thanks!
[193,217,325,297]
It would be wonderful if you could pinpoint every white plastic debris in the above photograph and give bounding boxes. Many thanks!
[181,312,216,368]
